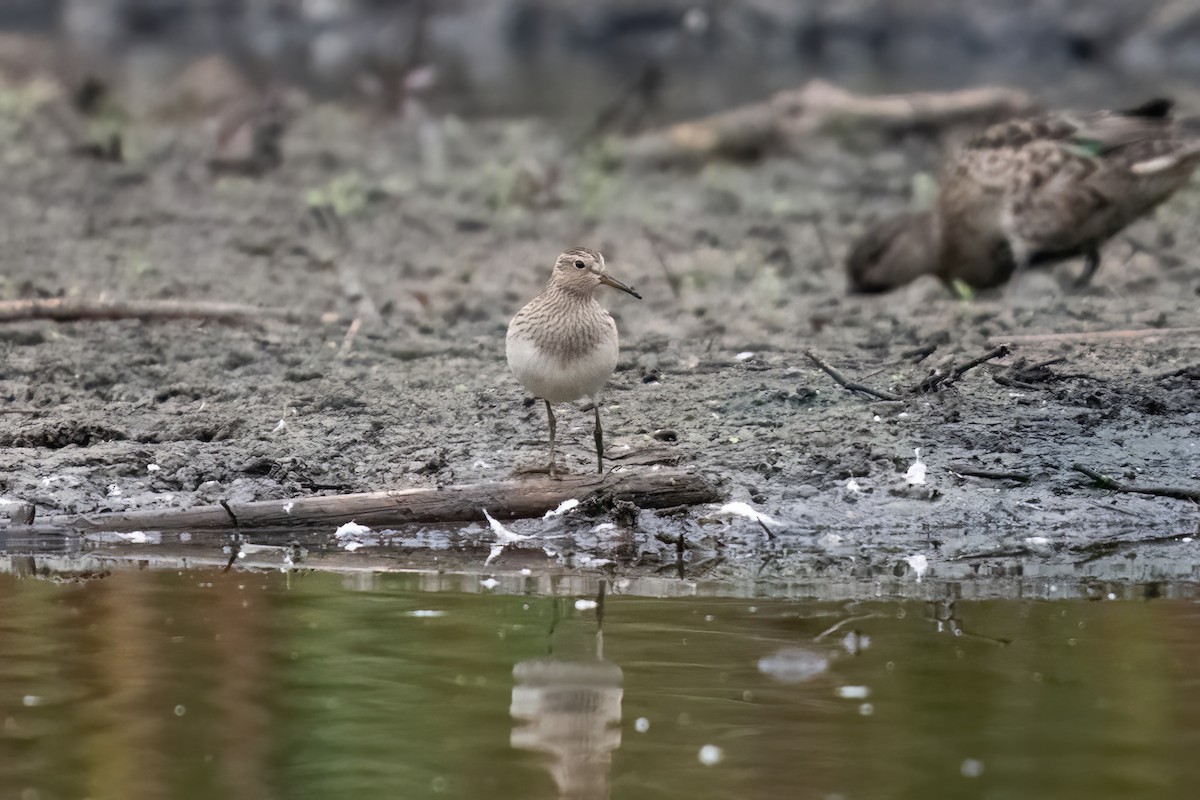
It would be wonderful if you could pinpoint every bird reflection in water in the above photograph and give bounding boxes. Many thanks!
[510,582,623,800]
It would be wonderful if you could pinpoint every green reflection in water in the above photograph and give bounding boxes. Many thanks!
[0,570,1198,800]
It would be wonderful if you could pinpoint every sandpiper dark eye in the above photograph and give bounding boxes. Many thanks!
[574,259,586,269]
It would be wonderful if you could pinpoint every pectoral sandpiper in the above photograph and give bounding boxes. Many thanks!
[507,248,642,478]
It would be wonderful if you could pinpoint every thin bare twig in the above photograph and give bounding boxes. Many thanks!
[756,517,776,540]
[310,206,384,328]
[339,317,363,358]
[989,328,1200,346]
[1156,364,1200,381]
[915,345,1011,392]
[1072,531,1197,564]
[1072,464,1200,503]
[642,227,681,300]
[809,219,835,274]
[950,465,1032,483]
[992,356,1067,389]
[220,499,243,573]
[219,500,241,530]
[902,344,939,363]
[577,62,663,146]
[804,351,901,401]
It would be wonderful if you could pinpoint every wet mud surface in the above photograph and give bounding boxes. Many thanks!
[1,92,1199,590]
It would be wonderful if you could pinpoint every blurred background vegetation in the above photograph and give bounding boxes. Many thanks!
[4,0,1200,121]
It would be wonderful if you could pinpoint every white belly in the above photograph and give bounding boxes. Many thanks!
[506,334,618,404]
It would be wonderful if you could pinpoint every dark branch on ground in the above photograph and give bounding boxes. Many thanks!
[988,327,1200,346]
[902,344,939,363]
[643,226,682,299]
[915,345,1011,392]
[1071,531,1194,564]
[992,356,1067,388]
[949,465,1032,483]
[805,351,901,401]
[1072,464,1200,503]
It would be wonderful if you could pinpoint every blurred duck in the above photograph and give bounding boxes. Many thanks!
[847,98,1200,293]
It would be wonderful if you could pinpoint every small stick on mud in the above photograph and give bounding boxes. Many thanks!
[756,516,776,541]
[914,345,1011,392]
[805,351,901,401]
[642,227,682,300]
[25,470,720,533]
[1071,465,1200,504]
[1157,364,1200,381]
[988,327,1200,346]
[950,465,1032,483]
[578,62,664,146]
[339,317,363,358]
[809,219,835,274]
[992,356,1068,388]
[902,344,938,363]
[1072,531,1196,564]
[310,206,384,329]
[219,500,241,530]
[0,298,311,325]
[220,499,243,572]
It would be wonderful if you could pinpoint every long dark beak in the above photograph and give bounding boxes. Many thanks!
[598,273,642,299]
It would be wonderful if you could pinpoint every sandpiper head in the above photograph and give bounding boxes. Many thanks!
[845,211,939,294]
[551,247,642,299]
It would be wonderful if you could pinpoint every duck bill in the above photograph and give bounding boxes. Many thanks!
[598,273,642,299]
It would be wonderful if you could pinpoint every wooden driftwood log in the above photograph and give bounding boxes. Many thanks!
[610,80,1034,167]
[21,469,720,534]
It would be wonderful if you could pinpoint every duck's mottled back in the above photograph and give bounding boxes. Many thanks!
[846,98,1200,293]
[964,98,1175,154]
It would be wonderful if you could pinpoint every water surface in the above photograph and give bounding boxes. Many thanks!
[1,568,1198,799]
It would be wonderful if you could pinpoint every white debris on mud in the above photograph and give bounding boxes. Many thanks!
[712,501,778,527]
[542,498,579,518]
[905,448,927,485]
[905,553,930,581]
[335,521,372,538]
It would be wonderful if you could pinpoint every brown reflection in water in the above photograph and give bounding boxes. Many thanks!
[209,573,274,800]
[62,569,276,800]
[511,588,623,800]
[81,570,169,800]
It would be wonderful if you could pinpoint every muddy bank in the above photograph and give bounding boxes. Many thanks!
[1,78,1199,586]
